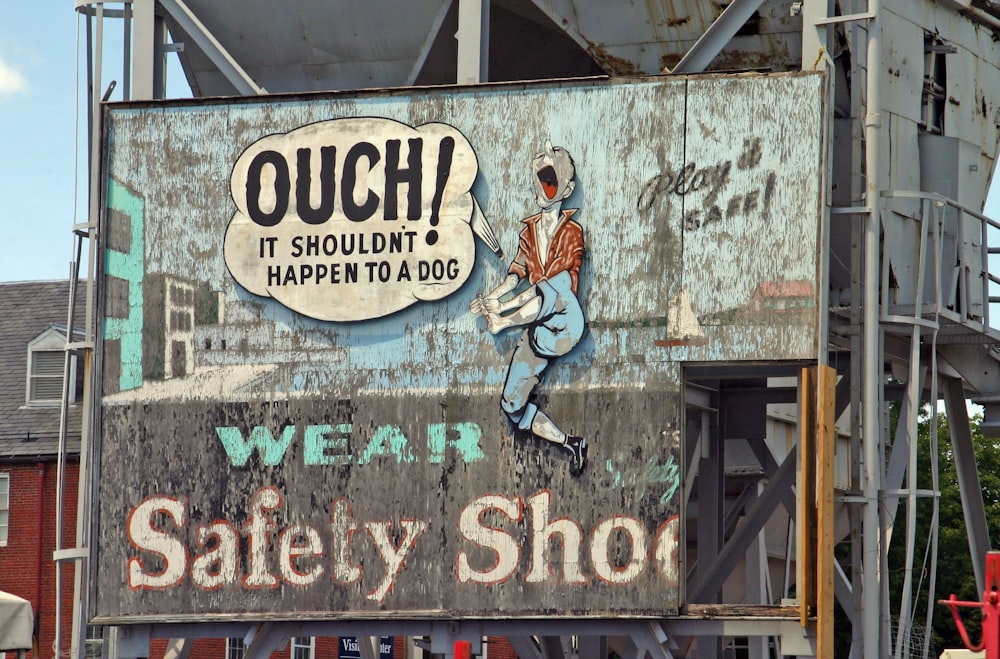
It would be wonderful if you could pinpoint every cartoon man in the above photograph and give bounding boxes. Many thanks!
[470,140,587,475]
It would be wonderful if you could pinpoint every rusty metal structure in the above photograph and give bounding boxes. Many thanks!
[59,1,1000,658]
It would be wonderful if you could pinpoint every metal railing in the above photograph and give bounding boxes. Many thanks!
[881,189,1000,336]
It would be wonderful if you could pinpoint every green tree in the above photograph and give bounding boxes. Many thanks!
[887,408,1000,653]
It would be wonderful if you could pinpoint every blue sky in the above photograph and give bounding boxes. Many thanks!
[0,3,187,283]
[0,4,85,282]
[2,5,1000,284]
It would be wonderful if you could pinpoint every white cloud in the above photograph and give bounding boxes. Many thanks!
[0,57,27,96]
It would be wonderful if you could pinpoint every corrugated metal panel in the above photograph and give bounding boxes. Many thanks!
[93,73,825,621]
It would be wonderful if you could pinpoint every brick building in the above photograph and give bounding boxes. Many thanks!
[0,280,85,659]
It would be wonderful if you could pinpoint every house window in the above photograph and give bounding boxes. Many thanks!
[227,638,246,659]
[725,636,750,659]
[26,328,83,406]
[85,626,103,659]
[29,350,65,403]
[291,637,314,659]
[0,473,9,545]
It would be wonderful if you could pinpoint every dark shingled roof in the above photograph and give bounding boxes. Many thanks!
[0,280,87,460]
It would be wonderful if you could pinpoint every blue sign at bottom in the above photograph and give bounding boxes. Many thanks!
[338,636,393,659]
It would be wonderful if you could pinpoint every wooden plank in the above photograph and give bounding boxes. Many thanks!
[816,365,837,659]
[798,366,816,626]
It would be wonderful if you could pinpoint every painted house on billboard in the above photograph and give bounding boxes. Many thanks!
[141,274,225,380]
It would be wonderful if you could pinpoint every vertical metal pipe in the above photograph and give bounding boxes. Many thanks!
[85,10,93,186]
[54,261,79,658]
[981,209,990,327]
[88,4,103,343]
[862,0,884,656]
[60,5,103,659]
[75,0,106,650]
[56,0,101,641]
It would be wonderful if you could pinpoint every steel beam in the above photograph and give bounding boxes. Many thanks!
[406,0,454,85]
[664,618,815,656]
[943,376,992,593]
[694,403,724,605]
[746,484,772,659]
[834,560,856,627]
[161,638,193,659]
[938,344,1000,398]
[358,637,378,659]
[158,0,265,95]
[882,367,928,539]
[689,446,798,602]
[577,636,608,658]
[243,623,292,659]
[671,0,767,74]
[746,439,797,517]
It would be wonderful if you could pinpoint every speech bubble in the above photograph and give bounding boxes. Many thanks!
[225,118,491,321]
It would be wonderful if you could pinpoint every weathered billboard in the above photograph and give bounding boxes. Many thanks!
[94,73,825,621]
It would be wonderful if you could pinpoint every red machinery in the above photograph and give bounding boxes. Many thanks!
[453,640,472,659]
[940,552,1000,658]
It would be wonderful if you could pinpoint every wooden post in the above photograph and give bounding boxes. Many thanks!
[817,364,837,659]
[798,366,816,625]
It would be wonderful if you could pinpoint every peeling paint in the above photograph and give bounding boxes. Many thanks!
[95,73,825,622]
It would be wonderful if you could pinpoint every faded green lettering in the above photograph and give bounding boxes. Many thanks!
[358,425,415,464]
[304,424,352,465]
[216,425,296,466]
[427,422,485,463]
[646,454,680,505]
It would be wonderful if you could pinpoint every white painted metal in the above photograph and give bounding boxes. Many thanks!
[861,3,884,658]
[457,0,488,84]
[131,0,155,99]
